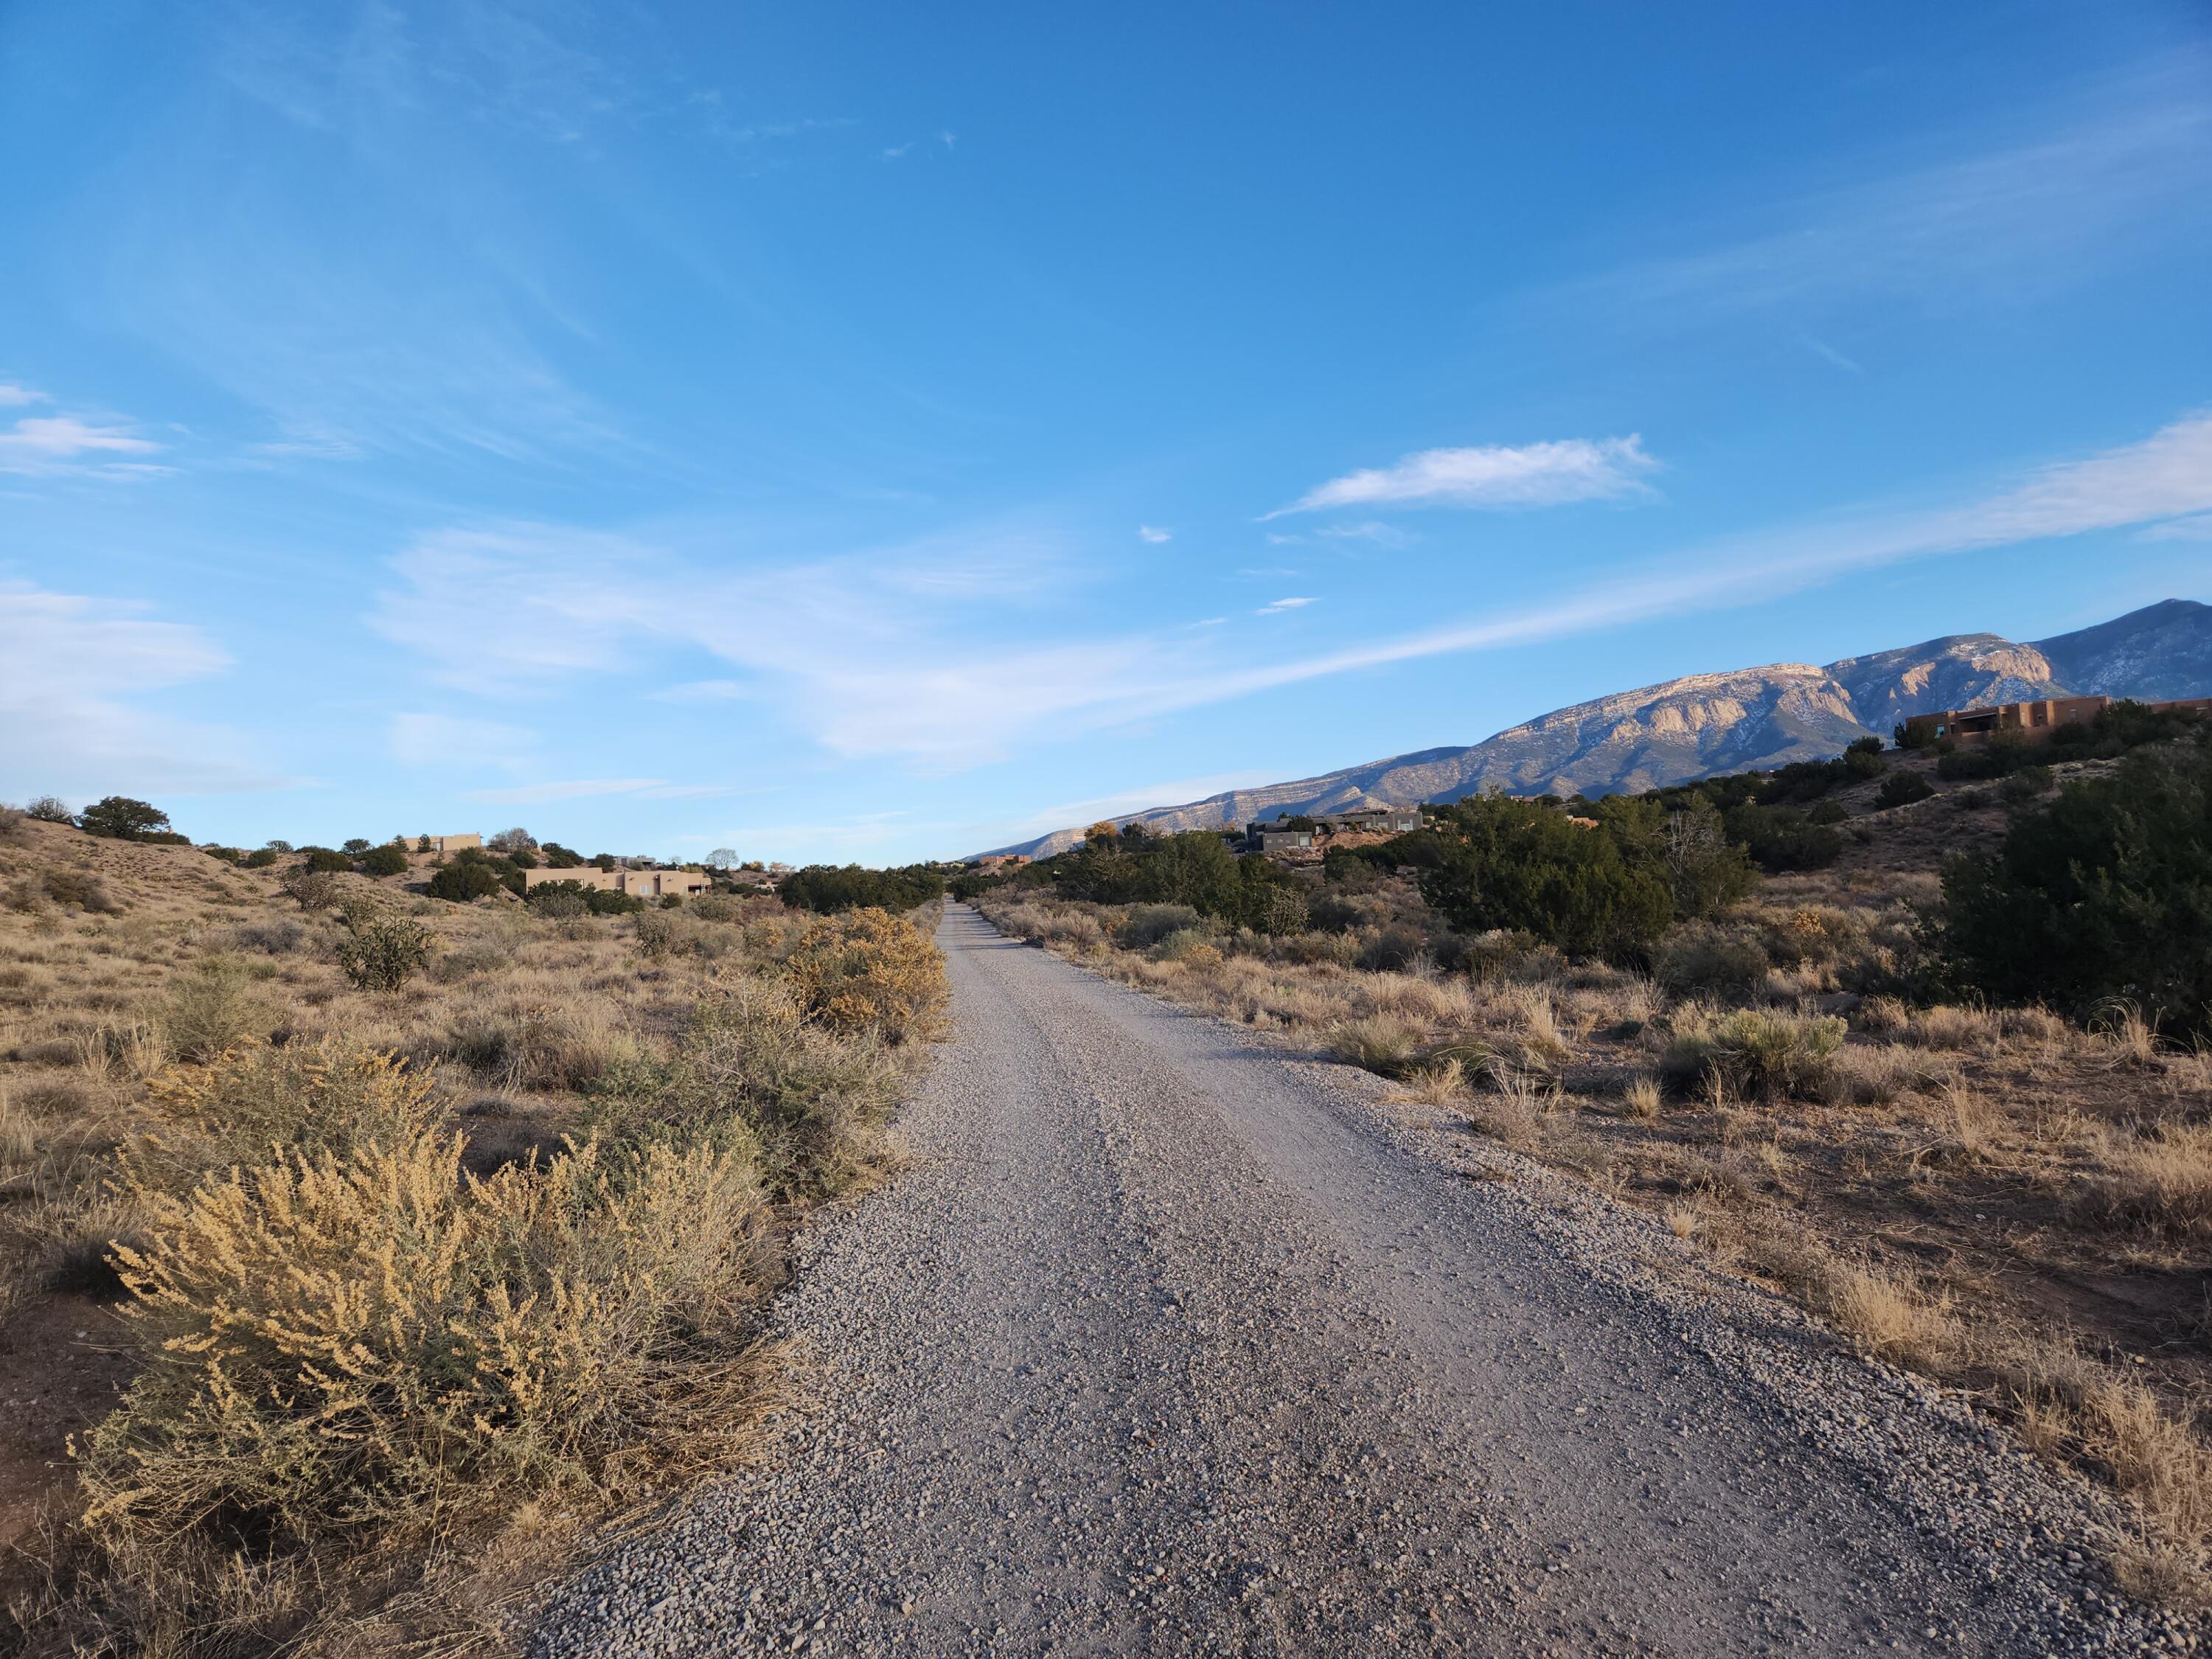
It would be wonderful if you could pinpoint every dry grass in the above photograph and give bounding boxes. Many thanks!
[2077,1122,2212,1242]
[0,817,945,1652]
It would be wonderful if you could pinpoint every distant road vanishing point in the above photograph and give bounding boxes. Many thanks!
[538,905,2151,1657]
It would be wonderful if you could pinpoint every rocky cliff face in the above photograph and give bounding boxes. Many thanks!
[986,599,2212,858]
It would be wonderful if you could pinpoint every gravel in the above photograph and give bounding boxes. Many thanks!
[533,905,2200,1656]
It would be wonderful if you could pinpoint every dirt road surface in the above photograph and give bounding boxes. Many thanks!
[536,905,2173,1656]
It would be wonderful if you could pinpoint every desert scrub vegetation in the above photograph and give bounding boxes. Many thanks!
[967,730,2212,1604]
[0,812,946,1652]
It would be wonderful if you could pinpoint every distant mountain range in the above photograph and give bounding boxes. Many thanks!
[981,599,2212,860]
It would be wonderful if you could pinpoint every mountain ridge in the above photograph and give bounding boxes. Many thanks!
[978,599,2211,860]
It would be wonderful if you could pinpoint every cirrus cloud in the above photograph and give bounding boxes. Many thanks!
[1268,435,1659,517]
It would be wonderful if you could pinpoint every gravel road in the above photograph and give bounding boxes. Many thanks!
[535,905,2191,1656]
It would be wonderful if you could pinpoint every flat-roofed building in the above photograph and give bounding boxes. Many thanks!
[1903,695,2212,747]
[521,866,711,900]
[425,832,481,853]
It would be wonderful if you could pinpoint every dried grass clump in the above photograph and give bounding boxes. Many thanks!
[1831,1041,1944,1105]
[1624,1074,1663,1120]
[158,956,279,1062]
[1819,1263,1958,1371]
[782,907,947,1043]
[1852,993,1910,1034]
[1663,1006,1846,1102]
[1467,1067,1545,1149]
[1989,1338,2212,1604]
[41,871,121,915]
[1908,1002,2003,1051]
[72,1122,771,1646]
[2076,1122,2212,1241]
[1328,1013,1422,1078]
[2095,1001,2168,1070]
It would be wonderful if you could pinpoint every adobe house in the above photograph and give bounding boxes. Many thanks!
[521,866,711,900]
[1903,694,2212,748]
[423,832,482,853]
[970,853,1032,871]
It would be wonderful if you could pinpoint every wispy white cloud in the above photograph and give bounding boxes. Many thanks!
[1256,596,1315,615]
[371,518,1108,765]
[369,412,2212,773]
[1270,436,1658,517]
[649,678,749,704]
[388,712,536,771]
[0,383,48,407]
[0,406,167,478]
[1803,336,1865,375]
[1315,521,1415,547]
[1137,524,1172,543]
[0,587,273,797]
[2137,512,2212,543]
[1565,77,2211,326]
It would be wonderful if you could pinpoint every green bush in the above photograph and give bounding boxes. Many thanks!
[1413,795,1673,960]
[77,796,170,841]
[530,880,643,916]
[1998,765,2053,804]
[360,844,409,878]
[26,794,73,822]
[1843,737,1887,777]
[243,848,279,869]
[1662,803,1758,920]
[1938,730,2212,1037]
[301,847,353,874]
[1720,804,1843,873]
[204,846,242,865]
[1936,734,2036,782]
[277,865,344,911]
[1116,904,1203,949]
[333,907,436,992]
[779,863,945,914]
[427,861,507,904]
[341,839,372,856]
[1874,771,1935,810]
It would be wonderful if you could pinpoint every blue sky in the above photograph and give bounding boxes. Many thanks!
[4,1,2210,863]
